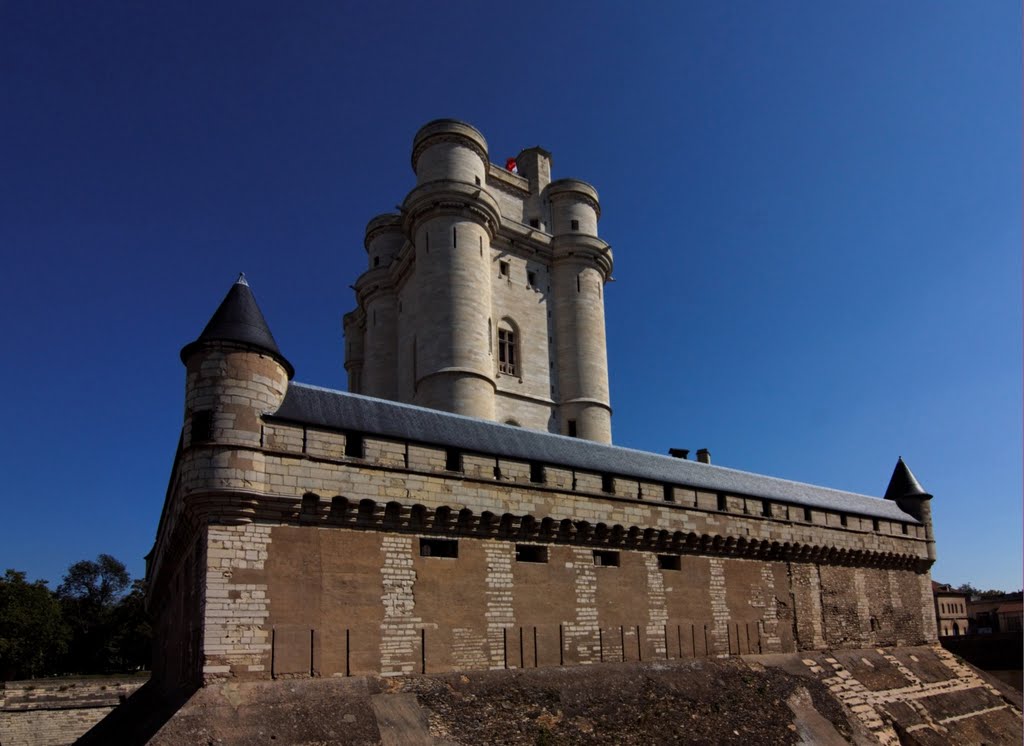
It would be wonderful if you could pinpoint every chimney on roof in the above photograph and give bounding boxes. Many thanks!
[696,448,711,464]
[668,448,690,460]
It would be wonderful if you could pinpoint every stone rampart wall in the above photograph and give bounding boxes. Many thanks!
[0,678,144,746]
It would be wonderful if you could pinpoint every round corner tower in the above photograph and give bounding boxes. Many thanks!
[400,119,502,419]
[547,179,614,443]
[180,276,291,473]
[353,213,403,400]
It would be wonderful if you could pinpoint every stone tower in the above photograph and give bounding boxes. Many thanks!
[343,119,614,443]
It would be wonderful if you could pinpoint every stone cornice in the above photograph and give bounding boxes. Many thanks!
[402,180,502,238]
[411,120,489,174]
[487,163,530,196]
[546,179,601,219]
[364,213,403,251]
[550,235,614,279]
[178,487,934,573]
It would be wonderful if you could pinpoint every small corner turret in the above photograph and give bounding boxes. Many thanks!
[180,274,292,451]
[884,456,936,562]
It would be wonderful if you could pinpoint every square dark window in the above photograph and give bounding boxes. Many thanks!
[515,544,548,563]
[529,218,540,228]
[593,550,619,567]
[657,555,681,571]
[445,448,463,472]
[191,410,213,444]
[570,219,580,231]
[499,260,510,277]
[420,538,458,558]
[345,432,365,458]
[530,462,545,484]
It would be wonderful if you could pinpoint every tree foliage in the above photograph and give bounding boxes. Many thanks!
[955,582,1012,599]
[0,555,151,680]
[0,570,68,679]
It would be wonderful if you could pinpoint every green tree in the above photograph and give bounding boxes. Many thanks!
[109,579,152,671]
[0,570,68,680]
[57,554,131,673]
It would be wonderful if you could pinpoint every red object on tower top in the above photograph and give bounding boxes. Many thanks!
[505,157,518,174]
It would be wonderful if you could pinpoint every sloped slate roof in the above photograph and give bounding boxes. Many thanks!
[180,275,294,378]
[884,457,932,502]
[270,383,916,523]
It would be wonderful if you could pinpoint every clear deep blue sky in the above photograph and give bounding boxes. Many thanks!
[1,2,1020,591]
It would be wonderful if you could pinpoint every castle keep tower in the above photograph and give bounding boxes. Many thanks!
[343,119,614,442]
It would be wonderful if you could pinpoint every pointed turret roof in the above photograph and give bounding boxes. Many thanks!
[884,457,932,502]
[180,274,294,378]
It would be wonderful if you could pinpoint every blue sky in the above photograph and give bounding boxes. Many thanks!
[1,1,1020,591]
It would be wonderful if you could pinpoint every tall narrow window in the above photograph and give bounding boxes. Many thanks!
[567,420,577,437]
[571,219,580,231]
[498,321,518,376]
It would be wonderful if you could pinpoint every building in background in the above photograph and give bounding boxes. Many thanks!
[932,582,970,637]
[969,592,1024,635]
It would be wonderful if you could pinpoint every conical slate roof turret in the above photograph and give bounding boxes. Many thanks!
[180,274,294,378]
[884,457,932,502]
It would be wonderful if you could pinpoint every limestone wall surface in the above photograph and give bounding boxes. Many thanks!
[0,678,144,746]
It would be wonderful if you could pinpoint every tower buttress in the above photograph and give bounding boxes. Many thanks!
[548,179,614,443]
[401,119,501,419]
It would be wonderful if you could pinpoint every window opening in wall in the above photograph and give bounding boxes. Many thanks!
[601,474,615,493]
[488,319,493,354]
[191,410,213,444]
[425,232,429,252]
[452,227,457,247]
[593,550,620,567]
[717,493,728,511]
[872,518,880,532]
[571,219,580,231]
[445,448,463,472]
[515,545,548,563]
[530,462,545,484]
[498,326,518,375]
[499,260,510,278]
[345,432,365,458]
[870,617,879,632]
[373,256,380,267]
[420,538,458,558]
[576,275,581,293]
[663,484,674,502]
[529,218,540,228]
[840,514,848,527]
[567,420,577,437]
[657,555,681,571]
[527,270,537,288]
[901,523,908,535]
[475,175,481,185]
[804,507,813,522]
[762,501,772,518]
